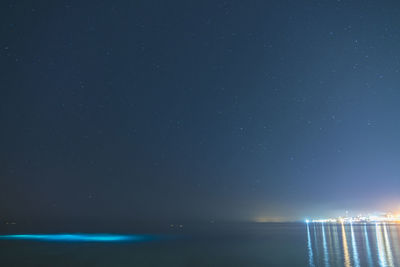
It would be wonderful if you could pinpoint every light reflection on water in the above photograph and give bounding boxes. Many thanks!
[321,223,330,267]
[306,223,400,267]
[341,223,351,267]
[376,223,387,266]
[363,224,373,266]
[350,223,360,267]
[331,224,340,266]
[307,223,315,267]
[383,223,394,267]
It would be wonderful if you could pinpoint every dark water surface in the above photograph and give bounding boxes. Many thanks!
[0,222,399,266]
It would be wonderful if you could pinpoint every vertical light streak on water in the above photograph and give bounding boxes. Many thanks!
[350,223,360,267]
[363,224,373,267]
[341,223,352,267]
[396,223,400,243]
[314,223,320,260]
[391,223,400,264]
[321,223,330,267]
[382,223,394,267]
[332,224,341,265]
[307,223,315,267]
[376,223,387,267]
[327,224,334,265]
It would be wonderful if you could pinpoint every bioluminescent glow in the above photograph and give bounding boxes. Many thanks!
[0,234,151,242]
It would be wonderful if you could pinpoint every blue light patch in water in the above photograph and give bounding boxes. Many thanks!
[0,234,150,242]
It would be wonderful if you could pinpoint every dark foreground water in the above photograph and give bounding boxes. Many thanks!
[0,222,399,266]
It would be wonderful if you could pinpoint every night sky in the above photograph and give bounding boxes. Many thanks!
[2,1,400,225]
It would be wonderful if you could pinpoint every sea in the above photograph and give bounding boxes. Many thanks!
[0,222,399,266]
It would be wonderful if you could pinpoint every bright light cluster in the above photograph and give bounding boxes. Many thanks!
[305,213,400,224]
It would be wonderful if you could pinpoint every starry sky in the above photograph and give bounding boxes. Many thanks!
[2,0,400,225]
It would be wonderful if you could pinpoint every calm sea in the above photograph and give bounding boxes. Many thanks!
[0,222,399,266]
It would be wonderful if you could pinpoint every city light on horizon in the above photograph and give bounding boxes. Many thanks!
[305,211,400,224]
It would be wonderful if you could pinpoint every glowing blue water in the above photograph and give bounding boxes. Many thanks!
[0,234,150,242]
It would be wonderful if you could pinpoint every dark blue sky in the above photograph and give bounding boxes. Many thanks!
[1,0,400,224]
